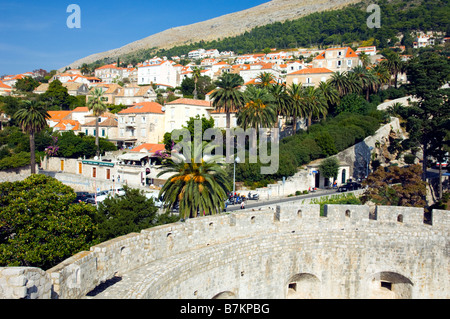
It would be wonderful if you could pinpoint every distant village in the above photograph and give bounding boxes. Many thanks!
[0,31,448,190]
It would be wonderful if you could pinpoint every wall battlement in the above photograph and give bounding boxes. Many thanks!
[0,204,448,299]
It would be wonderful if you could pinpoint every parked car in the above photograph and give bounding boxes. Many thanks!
[85,194,97,204]
[74,191,89,203]
[108,187,125,196]
[337,182,362,192]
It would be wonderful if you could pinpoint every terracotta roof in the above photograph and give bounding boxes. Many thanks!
[72,107,90,113]
[0,80,12,89]
[289,68,333,75]
[54,120,80,131]
[130,143,165,153]
[83,117,118,127]
[166,98,212,107]
[47,110,72,121]
[118,102,164,114]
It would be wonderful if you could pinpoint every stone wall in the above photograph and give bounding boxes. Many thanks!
[0,204,448,299]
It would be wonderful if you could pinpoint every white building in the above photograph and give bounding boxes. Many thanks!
[137,59,178,88]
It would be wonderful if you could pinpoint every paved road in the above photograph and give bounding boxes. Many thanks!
[225,188,349,212]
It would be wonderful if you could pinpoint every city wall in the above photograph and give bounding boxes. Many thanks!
[0,204,448,299]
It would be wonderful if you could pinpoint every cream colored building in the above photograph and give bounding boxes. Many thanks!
[164,98,214,133]
[117,102,166,148]
[285,67,334,88]
[312,47,360,72]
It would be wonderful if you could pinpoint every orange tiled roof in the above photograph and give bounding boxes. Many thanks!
[166,98,212,107]
[289,67,333,75]
[118,102,164,114]
[54,120,80,131]
[131,143,165,153]
[72,107,90,113]
[47,110,72,121]
[0,80,11,89]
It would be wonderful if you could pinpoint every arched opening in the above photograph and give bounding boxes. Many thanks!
[369,271,413,299]
[212,291,236,299]
[286,273,320,299]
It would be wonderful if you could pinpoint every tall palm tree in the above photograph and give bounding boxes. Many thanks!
[158,142,231,219]
[238,86,277,129]
[352,65,379,100]
[256,72,275,88]
[269,82,290,128]
[238,86,277,156]
[317,81,339,118]
[328,71,350,97]
[372,64,391,90]
[87,87,108,157]
[358,51,371,68]
[210,73,245,129]
[13,100,49,174]
[301,86,328,127]
[286,83,305,135]
[381,51,405,88]
[192,67,202,99]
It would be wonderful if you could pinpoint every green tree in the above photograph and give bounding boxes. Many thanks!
[158,142,231,219]
[14,76,40,93]
[13,100,49,174]
[210,73,245,129]
[361,164,427,207]
[402,51,450,181]
[0,175,97,270]
[269,82,290,128]
[286,83,304,135]
[40,79,72,110]
[319,156,340,180]
[192,67,202,99]
[301,86,328,127]
[87,87,108,157]
[95,186,178,242]
[381,50,406,88]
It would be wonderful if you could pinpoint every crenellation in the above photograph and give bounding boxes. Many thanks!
[0,204,448,299]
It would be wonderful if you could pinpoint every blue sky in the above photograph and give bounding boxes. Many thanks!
[0,0,268,75]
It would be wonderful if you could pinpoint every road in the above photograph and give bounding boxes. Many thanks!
[225,188,348,212]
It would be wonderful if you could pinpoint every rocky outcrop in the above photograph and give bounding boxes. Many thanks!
[62,0,360,70]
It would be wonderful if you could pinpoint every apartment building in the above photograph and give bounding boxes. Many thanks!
[117,102,166,147]
[285,67,334,88]
[137,59,178,88]
[164,98,213,132]
[312,47,360,72]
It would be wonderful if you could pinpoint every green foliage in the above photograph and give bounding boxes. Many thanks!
[56,131,116,159]
[335,93,370,115]
[319,157,340,179]
[39,80,73,110]
[13,77,40,93]
[95,186,178,242]
[0,175,97,270]
[180,75,215,99]
[307,193,362,216]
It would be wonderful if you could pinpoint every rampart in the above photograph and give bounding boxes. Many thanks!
[0,204,448,299]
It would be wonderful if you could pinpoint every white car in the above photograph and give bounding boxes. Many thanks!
[145,192,163,208]
[108,188,125,196]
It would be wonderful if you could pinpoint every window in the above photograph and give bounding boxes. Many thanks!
[106,168,111,180]
[306,77,312,84]
[337,60,342,67]
[347,60,352,67]
[120,128,124,137]
[78,162,82,174]
[101,129,106,137]
[85,129,89,135]
[141,116,146,123]
[92,167,97,178]
[141,128,146,137]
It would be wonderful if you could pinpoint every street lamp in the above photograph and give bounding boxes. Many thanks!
[233,155,241,195]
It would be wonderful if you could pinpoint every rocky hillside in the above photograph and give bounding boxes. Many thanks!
[63,0,360,70]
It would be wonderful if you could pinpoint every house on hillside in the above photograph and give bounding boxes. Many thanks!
[114,84,156,106]
[312,47,360,72]
[0,80,11,96]
[137,59,178,88]
[117,102,166,148]
[164,98,213,133]
[285,67,334,88]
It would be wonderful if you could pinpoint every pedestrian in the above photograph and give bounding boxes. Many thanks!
[241,201,245,209]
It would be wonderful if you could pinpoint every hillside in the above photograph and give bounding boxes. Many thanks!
[62,0,360,70]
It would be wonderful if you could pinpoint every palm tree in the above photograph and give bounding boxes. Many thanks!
[286,83,305,135]
[381,50,405,88]
[238,86,277,129]
[301,86,328,127]
[87,87,108,157]
[210,73,245,129]
[328,71,350,97]
[317,81,339,118]
[358,51,371,68]
[269,82,290,128]
[352,65,379,100]
[192,67,202,99]
[256,72,275,88]
[13,100,49,174]
[158,142,231,219]
[238,86,277,156]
